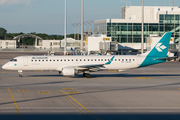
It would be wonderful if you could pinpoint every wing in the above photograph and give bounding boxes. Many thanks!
[77,64,104,69]
[57,56,115,72]
[76,56,115,70]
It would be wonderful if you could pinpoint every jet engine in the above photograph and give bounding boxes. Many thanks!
[62,67,78,76]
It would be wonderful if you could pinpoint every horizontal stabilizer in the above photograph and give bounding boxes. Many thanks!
[155,56,178,61]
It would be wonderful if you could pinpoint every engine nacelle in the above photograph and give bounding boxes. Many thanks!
[62,67,78,76]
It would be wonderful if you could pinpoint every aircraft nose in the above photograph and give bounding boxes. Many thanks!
[2,64,7,69]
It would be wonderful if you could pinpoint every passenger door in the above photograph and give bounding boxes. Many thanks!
[23,56,28,66]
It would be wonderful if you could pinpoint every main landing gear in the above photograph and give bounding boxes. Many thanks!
[18,70,23,78]
[83,73,91,78]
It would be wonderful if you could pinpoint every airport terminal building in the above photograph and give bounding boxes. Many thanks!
[94,6,180,53]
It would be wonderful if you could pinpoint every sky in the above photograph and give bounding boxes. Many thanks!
[0,0,180,35]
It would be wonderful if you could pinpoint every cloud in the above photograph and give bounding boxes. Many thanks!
[0,0,32,5]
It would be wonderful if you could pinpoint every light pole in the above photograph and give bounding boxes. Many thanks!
[64,0,67,55]
[75,23,80,40]
[84,23,87,33]
[141,0,144,54]
[172,0,173,7]
[72,24,76,40]
[90,20,94,33]
[81,0,84,53]
[86,21,91,33]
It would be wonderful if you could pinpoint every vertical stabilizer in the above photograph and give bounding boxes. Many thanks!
[139,32,172,67]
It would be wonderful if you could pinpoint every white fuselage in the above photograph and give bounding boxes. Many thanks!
[2,32,172,77]
[2,55,146,71]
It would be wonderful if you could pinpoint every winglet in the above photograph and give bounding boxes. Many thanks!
[105,56,115,65]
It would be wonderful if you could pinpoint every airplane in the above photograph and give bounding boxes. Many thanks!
[2,32,173,78]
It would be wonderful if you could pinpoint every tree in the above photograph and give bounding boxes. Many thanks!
[0,28,7,39]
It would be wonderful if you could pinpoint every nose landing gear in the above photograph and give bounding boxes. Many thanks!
[18,70,23,78]
[19,74,23,78]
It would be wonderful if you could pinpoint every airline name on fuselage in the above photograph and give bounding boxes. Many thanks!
[32,57,48,59]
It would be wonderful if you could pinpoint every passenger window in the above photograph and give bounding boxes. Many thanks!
[133,59,135,61]
[119,59,120,61]
[31,60,33,62]
[95,59,97,61]
[101,59,103,61]
[64,59,66,61]
[88,59,89,61]
[53,60,55,61]
[91,59,93,61]
[42,60,44,62]
[129,59,131,61]
[98,59,100,61]
[46,60,48,61]
[84,59,86,61]
[76,59,78,61]
[39,60,41,62]
[61,60,62,61]
[57,60,59,61]
[105,59,106,61]
[126,59,128,61]
[50,60,52,62]
[68,59,70,61]
[122,59,124,61]
[80,59,82,61]
[72,59,73,61]
[115,59,117,61]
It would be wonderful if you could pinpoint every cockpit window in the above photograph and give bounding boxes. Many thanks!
[10,59,17,62]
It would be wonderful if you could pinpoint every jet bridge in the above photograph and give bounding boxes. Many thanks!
[86,34,118,55]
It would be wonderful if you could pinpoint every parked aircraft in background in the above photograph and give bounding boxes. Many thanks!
[2,32,172,78]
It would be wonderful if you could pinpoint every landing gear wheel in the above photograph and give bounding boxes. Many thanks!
[83,73,86,77]
[86,74,91,78]
[19,74,23,78]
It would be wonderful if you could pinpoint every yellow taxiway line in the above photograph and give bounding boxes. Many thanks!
[7,88,23,120]
[136,77,151,79]
[55,90,85,115]
[60,90,100,120]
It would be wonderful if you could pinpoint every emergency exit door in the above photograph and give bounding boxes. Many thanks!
[137,55,141,65]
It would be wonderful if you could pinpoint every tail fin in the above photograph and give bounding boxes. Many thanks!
[139,32,172,67]
[142,32,172,57]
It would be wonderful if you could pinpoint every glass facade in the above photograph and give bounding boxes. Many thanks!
[94,23,107,35]
[94,14,180,43]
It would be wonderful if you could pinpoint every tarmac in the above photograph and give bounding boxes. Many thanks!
[1,52,180,120]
